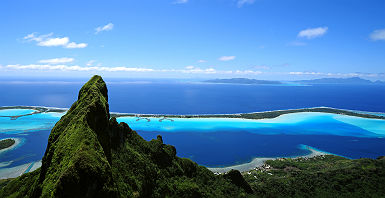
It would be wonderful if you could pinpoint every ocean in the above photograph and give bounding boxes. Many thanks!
[1,79,385,176]
[1,80,385,114]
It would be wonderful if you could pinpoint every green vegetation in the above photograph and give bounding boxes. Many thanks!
[239,107,385,120]
[113,107,385,120]
[0,106,65,120]
[0,139,15,150]
[243,155,385,197]
[0,75,250,198]
[2,100,384,121]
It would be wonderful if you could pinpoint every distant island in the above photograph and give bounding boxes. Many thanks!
[296,77,385,85]
[0,139,15,150]
[2,106,384,121]
[204,78,282,85]
[112,107,385,120]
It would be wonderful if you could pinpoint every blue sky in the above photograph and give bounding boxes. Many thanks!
[0,0,384,80]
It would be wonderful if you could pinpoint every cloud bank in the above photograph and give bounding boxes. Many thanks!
[24,33,87,48]
[237,0,255,7]
[298,27,328,39]
[173,0,188,4]
[1,64,263,76]
[370,29,385,41]
[218,56,236,61]
[39,57,74,64]
[95,23,114,34]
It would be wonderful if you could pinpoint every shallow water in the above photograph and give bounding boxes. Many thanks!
[1,109,385,175]
[0,112,61,134]
[116,113,385,166]
[0,109,36,116]
[117,112,385,138]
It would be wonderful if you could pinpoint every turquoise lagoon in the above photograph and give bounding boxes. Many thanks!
[0,111,62,133]
[0,109,37,117]
[1,108,385,178]
[117,112,385,138]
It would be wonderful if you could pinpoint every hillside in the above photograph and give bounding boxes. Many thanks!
[244,155,385,197]
[204,78,282,85]
[0,76,251,197]
[296,77,385,85]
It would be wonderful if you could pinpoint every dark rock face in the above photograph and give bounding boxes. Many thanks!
[0,75,250,198]
[224,170,253,194]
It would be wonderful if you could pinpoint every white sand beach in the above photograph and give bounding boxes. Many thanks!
[208,146,328,173]
[0,162,32,179]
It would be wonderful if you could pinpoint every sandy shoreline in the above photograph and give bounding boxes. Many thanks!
[0,160,42,180]
[2,105,385,119]
[208,145,329,173]
[0,147,329,179]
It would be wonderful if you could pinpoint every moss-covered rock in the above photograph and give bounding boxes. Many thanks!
[0,75,249,198]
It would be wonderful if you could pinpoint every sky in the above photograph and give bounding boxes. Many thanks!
[0,0,384,80]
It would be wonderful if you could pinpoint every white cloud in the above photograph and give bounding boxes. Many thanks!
[182,67,217,74]
[235,70,262,75]
[2,63,264,76]
[95,23,114,34]
[289,71,323,75]
[173,0,188,4]
[218,56,236,61]
[370,29,385,41]
[65,42,88,48]
[24,33,53,42]
[298,27,328,39]
[37,37,69,47]
[237,0,255,7]
[288,71,382,78]
[39,57,74,64]
[197,60,207,63]
[180,66,262,75]
[5,64,154,72]
[23,33,87,49]
[86,60,96,66]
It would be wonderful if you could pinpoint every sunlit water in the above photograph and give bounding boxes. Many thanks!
[0,109,36,116]
[2,107,385,179]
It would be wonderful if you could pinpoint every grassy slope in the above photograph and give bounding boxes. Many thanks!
[0,75,249,198]
[244,155,385,198]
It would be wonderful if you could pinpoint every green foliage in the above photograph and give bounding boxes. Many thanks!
[0,139,15,150]
[114,107,385,120]
[0,75,249,198]
[0,169,40,197]
[244,155,385,198]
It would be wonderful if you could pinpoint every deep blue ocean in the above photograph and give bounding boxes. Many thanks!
[1,80,385,114]
[1,79,385,172]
